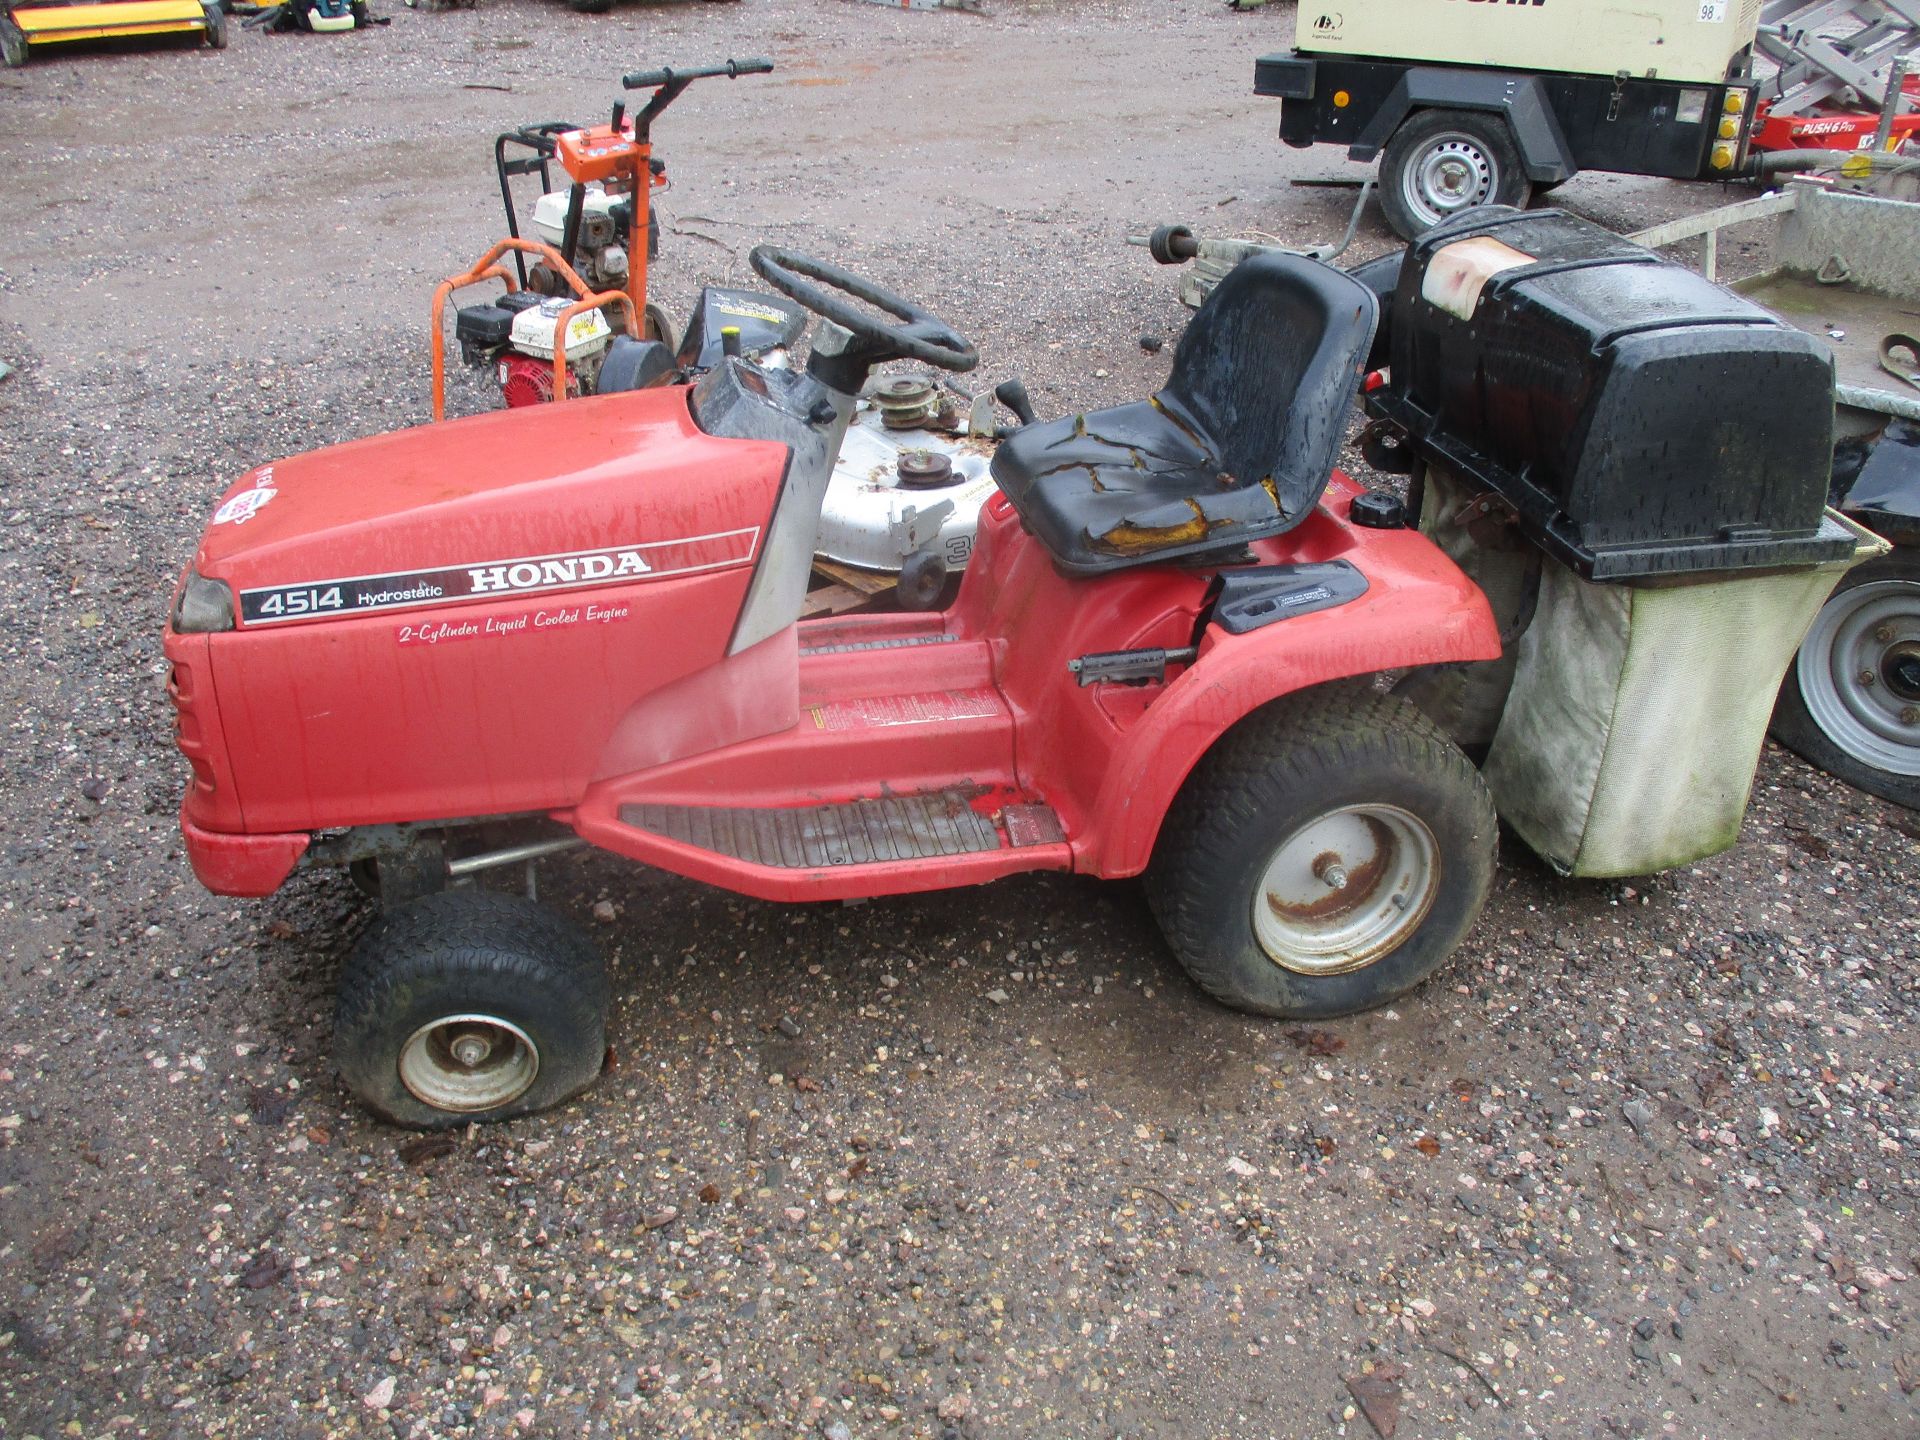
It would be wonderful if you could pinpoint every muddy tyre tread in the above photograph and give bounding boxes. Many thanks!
[336,891,607,1129]
[1146,684,1496,1019]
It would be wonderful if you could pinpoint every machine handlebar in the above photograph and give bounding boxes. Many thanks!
[622,57,774,90]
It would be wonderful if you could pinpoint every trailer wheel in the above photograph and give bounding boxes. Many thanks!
[1770,548,1920,809]
[1379,110,1532,241]
[1,16,29,67]
[335,890,608,1129]
[1146,686,1496,1019]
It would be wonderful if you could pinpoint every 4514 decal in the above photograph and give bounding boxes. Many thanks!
[252,585,345,619]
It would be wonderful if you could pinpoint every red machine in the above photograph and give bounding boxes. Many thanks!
[164,217,1855,1129]
[168,245,1505,1125]
[431,59,775,422]
[1750,72,1920,152]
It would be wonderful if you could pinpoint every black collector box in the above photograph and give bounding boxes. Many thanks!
[1369,207,1852,579]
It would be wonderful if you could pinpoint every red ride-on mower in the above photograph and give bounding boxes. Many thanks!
[166,214,1869,1128]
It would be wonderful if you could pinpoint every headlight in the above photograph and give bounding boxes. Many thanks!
[173,572,236,633]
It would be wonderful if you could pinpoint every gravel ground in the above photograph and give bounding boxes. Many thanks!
[1,2,1916,1438]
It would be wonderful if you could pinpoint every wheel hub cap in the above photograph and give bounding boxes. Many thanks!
[400,1014,540,1113]
[1797,580,1920,776]
[1407,137,1495,227]
[1253,804,1440,976]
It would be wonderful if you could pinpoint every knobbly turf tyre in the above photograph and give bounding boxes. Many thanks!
[1379,109,1533,242]
[335,890,608,1129]
[1145,686,1497,1019]
[1,16,29,67]
[1770,547,1920,810]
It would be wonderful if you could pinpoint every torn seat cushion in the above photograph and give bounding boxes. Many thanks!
[990,251,1379,576]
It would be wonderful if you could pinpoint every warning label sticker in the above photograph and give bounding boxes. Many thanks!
[808,689,1001,732]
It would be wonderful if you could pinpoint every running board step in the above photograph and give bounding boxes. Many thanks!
[618,793,1064,869]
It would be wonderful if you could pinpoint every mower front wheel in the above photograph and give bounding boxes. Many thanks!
[335,890,608,1129]
[1146,686,1496,1019]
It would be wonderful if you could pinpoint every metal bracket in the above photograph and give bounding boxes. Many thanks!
[1067,645,1199,687]
[888,499,955,559]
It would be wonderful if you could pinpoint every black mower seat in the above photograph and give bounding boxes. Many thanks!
[990,251,1380,576]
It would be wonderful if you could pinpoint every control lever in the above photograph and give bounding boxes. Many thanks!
[993,377,1037,428]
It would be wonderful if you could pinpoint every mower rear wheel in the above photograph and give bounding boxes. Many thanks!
[1146,686,1496,1019]
[335,890,608,1128]
[1,16,29,67]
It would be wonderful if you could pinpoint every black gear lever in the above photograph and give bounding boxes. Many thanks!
[993,377,1037,428]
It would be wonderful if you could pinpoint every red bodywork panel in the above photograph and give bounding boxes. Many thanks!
[168,387,1498,899]
[568,476,1499,900]
[167,389,787,842]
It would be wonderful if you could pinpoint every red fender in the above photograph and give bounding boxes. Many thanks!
[1073,517,1501,879]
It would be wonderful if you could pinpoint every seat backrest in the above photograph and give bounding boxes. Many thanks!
[1161,251,1380,517]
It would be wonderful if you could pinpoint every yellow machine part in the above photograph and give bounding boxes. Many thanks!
[12,0,207,41]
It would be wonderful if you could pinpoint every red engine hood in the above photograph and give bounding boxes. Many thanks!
[193,388,789,629]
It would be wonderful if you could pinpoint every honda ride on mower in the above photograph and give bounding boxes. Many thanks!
[166,206,1873,1128]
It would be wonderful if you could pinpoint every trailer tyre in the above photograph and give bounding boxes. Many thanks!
[1770,548,1920,809]
[1146,686,1496,1019]
[336,890,608,1129]
[1379,110,1532,241]
[1,16,29,67]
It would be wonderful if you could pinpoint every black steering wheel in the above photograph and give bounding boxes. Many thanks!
[749,245,978,374]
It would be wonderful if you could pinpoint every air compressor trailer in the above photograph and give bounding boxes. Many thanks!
[1258,0,1920,238]
[1258,0,1766,237]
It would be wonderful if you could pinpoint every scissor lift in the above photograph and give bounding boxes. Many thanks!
[1752,0,1920,149]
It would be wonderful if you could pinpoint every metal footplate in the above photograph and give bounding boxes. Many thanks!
[619,792,1061,868]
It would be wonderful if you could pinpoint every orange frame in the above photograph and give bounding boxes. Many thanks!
[553,122,665,339]
[430,237,638,422]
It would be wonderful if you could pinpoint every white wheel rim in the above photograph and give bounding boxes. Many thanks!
[399,1013,540,1112]
[1404,134,1497,229]
[1252,804,1440,976]
[1796,579,1920,777]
